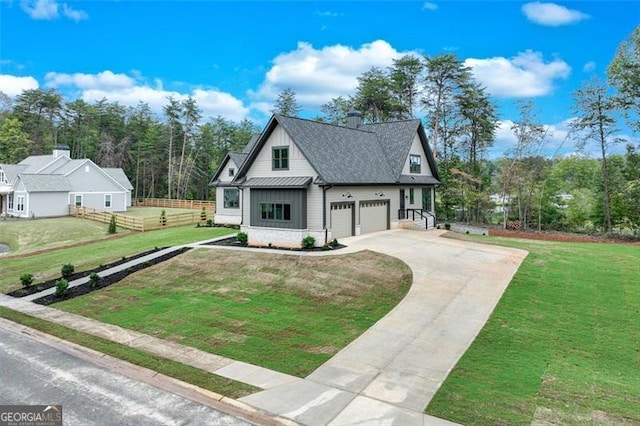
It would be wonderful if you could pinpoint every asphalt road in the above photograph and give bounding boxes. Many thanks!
[0,328,249,426]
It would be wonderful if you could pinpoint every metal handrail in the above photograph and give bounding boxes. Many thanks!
[398,208,435,229]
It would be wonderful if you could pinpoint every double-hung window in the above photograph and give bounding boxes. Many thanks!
[16,195,25,212]
[409,154,421,173]
[272,147,289,170]
[75,195,82,207]
[8,195,13,210]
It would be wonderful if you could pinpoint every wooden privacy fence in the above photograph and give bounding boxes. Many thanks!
[69,206,210,232]
[133,198,215,213]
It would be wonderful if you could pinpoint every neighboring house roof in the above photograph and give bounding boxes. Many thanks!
[36,156,72,174]
[241,176,313,188]
[0,164,28,184]
[18,155,58,173]
[17,174,71,192]
[237,115,440,185]
[48,159,86,175]
[103,168,134,190]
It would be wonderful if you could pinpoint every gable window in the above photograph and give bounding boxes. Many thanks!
[8,195,14,210]
[260,203,291,221]
[104,194,112,208]
[410,154,421,173]
[272,147,289,170]
[410,188,415,204]
[228,168,235,177]
[16,195,24,212]
[75,195,82,207]
[223,188,239,208]
[0,170,5,183]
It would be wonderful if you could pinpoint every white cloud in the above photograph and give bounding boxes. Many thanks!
[582,61,596,73]
[522,2,589,27]
[316,11,341,17]
[42,70,248,121]
[0,74,39,97]
[491,118,574,158]
[45,70,136,90]
[252,40,411,111]
[20,0,87,21]
[464,50,571,97]
[62,3,88,21]
[422,2,438,11]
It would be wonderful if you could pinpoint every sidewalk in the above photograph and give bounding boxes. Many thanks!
[1,230,528,425]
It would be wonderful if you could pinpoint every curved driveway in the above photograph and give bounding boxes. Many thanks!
[241,229,528,425]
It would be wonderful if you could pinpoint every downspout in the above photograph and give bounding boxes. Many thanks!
[322,185,332,244]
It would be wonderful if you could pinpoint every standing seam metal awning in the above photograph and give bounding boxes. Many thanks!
[240,176,313,188]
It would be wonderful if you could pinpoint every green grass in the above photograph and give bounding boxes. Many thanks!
[56,248,412,377]
[0,217,132,255]
[0,225,233,293]
[0,306,258,398]
[427,234,640,425]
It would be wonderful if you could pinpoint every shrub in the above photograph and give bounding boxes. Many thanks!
[237,232,248,245]
[322,244,330,250]
[330,238,339,247]
[61,263,75,279]
[159,209,167,226]
[20,273,34,288]
[302,235,316,249]
[200,206,207,222]
[444,223,451,230]
[206,219,213,227]
[108,214,117,234]
[55,279,69,297]
[89,272,101,288]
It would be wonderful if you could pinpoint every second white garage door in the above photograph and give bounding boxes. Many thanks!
[360,200,389,234]
[330,203,354,238]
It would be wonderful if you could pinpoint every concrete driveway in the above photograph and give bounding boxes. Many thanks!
[240,229,528,425]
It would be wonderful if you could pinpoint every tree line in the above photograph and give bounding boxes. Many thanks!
[0,26,638,234]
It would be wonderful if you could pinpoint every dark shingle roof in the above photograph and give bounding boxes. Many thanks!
[359,121,420,177]
[229,152,247,168]
[274,115,396,184]
[242,133,261,154]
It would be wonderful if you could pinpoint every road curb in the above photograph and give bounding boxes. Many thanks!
[0,318,298,426]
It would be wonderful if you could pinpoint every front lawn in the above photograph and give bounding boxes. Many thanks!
[0,217,132,255]
[56,249,412,377]
[0,226,233,293]
[427,234,639,425]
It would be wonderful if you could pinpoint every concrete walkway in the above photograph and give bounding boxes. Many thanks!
[1,229,528,426]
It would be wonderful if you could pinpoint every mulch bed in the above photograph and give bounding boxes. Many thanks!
[32,247,192,306]
[8,247,169,298]
[206,237,347,252]
[488,228,640,244]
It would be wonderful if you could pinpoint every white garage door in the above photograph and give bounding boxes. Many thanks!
[331,203,353,238]
[360,200,388,234]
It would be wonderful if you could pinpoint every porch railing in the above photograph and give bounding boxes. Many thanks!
[398,208,435,229]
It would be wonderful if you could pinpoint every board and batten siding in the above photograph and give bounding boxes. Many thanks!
[218,158,239,184]
[250,188,307,229]
[401,134,433,176]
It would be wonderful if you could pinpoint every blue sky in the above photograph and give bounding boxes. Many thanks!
[0,0,638,157]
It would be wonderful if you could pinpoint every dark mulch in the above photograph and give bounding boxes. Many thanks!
[32,247,192,306]
[205,237,347,252]
[8,247,169,297]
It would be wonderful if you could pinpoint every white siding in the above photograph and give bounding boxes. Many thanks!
[246,126,318,178]
[66,162,126,193]
[69,192,127,212]
[401,134,433,177]
[215,186,242,224]
[218,159,239,184]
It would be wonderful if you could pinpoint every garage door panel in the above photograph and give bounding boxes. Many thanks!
[360,201,388,234]
[331,203,353,238]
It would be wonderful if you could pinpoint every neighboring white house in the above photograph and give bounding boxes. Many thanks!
[210,112,440,247]
[0,145,133,218]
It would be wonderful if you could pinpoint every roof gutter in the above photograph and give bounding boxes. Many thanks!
[322,184,333,244]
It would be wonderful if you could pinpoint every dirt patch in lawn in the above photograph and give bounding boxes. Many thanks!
[488,228,640,244]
